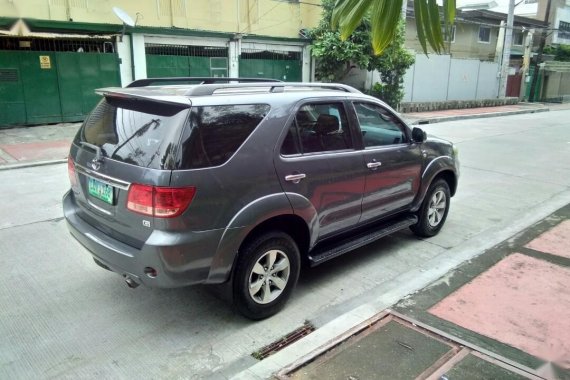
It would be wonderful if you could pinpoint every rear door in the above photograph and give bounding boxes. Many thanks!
[274,100,366,238]
[350,101,422,223]
[69,96,189,248]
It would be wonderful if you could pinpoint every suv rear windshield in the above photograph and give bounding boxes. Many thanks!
[75,97,190,170]
[178,104,270,169]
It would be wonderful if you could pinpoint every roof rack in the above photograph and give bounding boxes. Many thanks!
[184,82,362,96]
[127,77,282,88]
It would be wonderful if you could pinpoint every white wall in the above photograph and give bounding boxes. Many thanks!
[402,54,501,102]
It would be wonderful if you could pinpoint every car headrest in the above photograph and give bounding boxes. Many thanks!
[314,114,339,135]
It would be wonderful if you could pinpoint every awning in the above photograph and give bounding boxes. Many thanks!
[0,19,117,39]
[0,17,18,31]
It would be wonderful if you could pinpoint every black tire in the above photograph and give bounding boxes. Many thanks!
[233,231,300,320]
[411,179,451,238]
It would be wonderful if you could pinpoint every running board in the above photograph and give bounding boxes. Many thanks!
[308,215,418,267]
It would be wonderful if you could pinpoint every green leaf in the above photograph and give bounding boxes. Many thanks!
[445,0,456,25]
[414,0,429,55]
[427,0,444,53]
[331,0,456,56]
[331,0,372,40]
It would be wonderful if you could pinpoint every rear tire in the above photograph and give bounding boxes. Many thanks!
[411,179,451,238]
[233,231,300,320]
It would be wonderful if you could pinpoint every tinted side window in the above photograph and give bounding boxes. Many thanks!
[353,102,408,147]
[285,103,352,154]
[179,104,270,169]
[76,99,188,169]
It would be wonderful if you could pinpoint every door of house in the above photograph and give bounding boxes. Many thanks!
[506,74,522,98]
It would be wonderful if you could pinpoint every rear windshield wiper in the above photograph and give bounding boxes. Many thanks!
[80,142,107,163]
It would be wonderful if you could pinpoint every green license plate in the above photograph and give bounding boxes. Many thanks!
[88,177,114,204]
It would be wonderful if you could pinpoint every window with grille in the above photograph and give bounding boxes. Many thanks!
[0,36,114,53]
[513,31,524,46]
[558,21,570,40]
[478,26,491,43]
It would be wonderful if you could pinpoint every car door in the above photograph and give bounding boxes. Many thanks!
[350,101,423,224]
[275,100,366,238]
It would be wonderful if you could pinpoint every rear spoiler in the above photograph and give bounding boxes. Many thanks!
[95,88,191,116]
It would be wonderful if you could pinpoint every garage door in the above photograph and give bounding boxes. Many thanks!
[145,44,228,78]
[239,49,301,82]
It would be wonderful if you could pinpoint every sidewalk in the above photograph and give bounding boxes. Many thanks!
[237,204,570,380]
[0,122,80,170]
[1,102,568,170]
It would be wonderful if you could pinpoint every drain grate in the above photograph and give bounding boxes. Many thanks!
[252,321,316,360]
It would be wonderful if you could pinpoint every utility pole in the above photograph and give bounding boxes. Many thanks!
[528,0,552,102]
[499,0,515,98]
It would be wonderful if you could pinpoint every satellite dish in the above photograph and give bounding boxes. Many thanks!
[113,7,135,27]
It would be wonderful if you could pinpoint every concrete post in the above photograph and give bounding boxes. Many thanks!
[498,0,515,98]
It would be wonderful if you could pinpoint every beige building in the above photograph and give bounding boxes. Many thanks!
[0,0,321,40]
[0,0,322,126]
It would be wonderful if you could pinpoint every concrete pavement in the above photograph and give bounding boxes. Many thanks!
[0,101,568,379]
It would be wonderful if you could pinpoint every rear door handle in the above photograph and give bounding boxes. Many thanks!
[285,173,306,184]
[366,162,382,169]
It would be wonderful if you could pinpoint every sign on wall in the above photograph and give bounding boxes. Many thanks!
[39,56,51,69]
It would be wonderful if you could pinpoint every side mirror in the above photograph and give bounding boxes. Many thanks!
[412,127,427,143]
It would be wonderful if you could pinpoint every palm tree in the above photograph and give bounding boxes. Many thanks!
[332,0,456,55]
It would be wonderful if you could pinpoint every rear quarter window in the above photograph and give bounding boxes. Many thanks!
[178,104,270,169]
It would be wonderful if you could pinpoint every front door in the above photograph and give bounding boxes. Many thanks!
[350,101,422,223]
[274,100,366,238]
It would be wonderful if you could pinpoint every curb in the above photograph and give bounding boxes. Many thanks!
[0,158,67,171]
[405,107,550,125]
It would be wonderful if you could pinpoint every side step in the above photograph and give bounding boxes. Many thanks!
[308,214,418,267]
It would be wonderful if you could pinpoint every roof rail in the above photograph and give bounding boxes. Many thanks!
[185,82,362,96]
[127,77,282,88]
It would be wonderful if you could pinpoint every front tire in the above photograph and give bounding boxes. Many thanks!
[233,231,300,320]
[411,179,451,237]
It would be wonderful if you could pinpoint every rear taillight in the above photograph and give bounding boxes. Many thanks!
[67,156,78,188]
[126,184,196,218]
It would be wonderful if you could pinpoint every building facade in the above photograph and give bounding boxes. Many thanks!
[0,0,321,126]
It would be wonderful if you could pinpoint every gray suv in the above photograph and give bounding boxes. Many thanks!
[63,78,459,319]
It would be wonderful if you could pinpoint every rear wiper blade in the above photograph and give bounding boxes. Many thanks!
[80,142,106,163]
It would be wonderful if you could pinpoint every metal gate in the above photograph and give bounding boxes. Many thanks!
[145,44,228,78]
[0,36,120,126]
[239,49,301,82]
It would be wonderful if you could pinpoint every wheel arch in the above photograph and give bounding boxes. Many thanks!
[411,157,458,212]
[205,193,313,284]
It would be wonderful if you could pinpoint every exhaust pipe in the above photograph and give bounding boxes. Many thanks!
[124,275,140,289]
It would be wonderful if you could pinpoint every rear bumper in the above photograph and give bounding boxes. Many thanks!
[63,190,225,288]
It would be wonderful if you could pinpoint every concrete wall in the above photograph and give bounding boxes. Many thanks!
[542,62,570,102]
[0,0,322,39]
[403,54,500,102]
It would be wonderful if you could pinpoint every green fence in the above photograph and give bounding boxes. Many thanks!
[0,49,120,126]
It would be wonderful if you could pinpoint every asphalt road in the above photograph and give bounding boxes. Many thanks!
[1,110,570,379]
